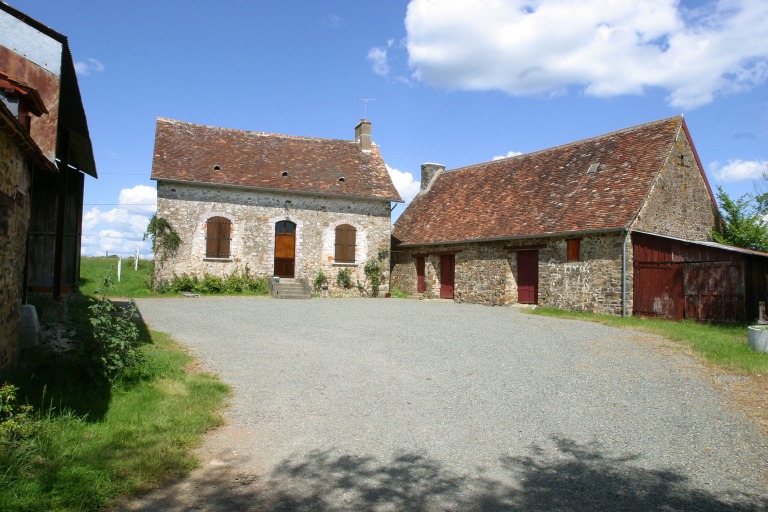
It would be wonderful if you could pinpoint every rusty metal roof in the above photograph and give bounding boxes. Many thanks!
[394,116,703,246]
[0,70,47,115]
[150,118,402,202]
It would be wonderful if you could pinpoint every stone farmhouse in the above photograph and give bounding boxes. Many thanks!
[0,3,96,368]
[151,118,402,294]
[391,116,768,321]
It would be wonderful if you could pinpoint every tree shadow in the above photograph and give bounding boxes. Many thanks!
[120,437,767,511]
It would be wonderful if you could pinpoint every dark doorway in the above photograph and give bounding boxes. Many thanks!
[274,221,296,278]
[517,250,538,304]
[440,254,455,299]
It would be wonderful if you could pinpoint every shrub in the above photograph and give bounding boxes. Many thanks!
[336,268,353,290]
[313,269,327,292]
[83,276,143,382]
[0,384,36,442]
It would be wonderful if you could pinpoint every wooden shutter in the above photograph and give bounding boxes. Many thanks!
[567,239,580,262]
[335,224,356,263]
[206,217,231,257]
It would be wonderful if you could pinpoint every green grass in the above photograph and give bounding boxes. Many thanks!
[528,308,768,375]
[1,308,230,511]
[79,256,156,298]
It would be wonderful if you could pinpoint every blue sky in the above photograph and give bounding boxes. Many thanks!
[11,0,768,257]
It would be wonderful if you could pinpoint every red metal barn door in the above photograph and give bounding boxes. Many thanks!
[440,254,455,299]
[633,263,684,319]
[683,262,745,322]
[517,250,538,304]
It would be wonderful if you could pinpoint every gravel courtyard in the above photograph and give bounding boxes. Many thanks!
[119,297,767,511]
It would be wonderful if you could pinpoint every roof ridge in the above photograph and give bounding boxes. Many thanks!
[156,117,357,144]
[445,115,683,174]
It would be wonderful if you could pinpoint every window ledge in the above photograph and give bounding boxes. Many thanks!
[203,257,233,262]
[332,262,357,267]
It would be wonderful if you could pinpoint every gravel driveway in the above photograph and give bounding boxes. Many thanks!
[117,297,767,511]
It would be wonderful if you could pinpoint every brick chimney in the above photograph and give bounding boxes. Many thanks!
[355,119,371,152]
[420,163,445,191]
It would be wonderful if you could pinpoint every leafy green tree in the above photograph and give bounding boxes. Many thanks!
[712,186,768,252]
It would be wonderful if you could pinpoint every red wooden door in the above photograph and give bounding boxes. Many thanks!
[633,263,684,319]
[416,256,425,293]
[274,221,296,277]
[517,250,538,304]
[440,254,455,299]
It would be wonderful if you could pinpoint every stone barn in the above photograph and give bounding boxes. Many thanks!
[391,116,766,320]
[150,118,402,295]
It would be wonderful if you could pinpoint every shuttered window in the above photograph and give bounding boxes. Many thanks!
[567,239,580,262]
[334,224,356,263]
[206,216,232,258]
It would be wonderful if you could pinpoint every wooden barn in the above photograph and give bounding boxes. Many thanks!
[633,232,768,322]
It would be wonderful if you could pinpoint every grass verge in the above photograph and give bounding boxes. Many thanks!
[528,307,768,375]
[0,305,230,511]
[79,256,156,298]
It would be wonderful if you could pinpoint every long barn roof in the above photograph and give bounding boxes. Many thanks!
[394,116,711,246]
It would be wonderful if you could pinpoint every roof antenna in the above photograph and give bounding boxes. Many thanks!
[356,98,376,118]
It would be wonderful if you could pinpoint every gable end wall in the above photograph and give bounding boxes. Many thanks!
[631,133,717,240]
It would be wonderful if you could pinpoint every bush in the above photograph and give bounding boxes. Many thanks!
[0,384,36,442]
[163,271,268,295]
[336,268,353,290]
[83,276,143,382]
[313,269,327,292]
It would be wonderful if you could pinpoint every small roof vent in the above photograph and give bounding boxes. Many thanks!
[213,165,222,171]
[282,171,288,177]
[338,176,346,182]
[587,163,600,175]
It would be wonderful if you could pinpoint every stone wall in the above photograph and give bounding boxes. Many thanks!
[155,182,393,295]
[631,131,718,240]
[391,232,630,315]
[0,132,31,368]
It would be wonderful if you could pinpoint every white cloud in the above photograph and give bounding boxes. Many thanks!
[710,159,768,182]
[387,165,421,205]
[404,0,768,108]
[74,58,105,76]
[492,150,523,161]
[81,186,157,257]
[368,46,391,76]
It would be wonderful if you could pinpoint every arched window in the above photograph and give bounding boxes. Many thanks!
[335,224,356,263]
[206,216,231,258]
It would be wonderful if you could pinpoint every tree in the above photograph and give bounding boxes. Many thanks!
[712,186,768,252]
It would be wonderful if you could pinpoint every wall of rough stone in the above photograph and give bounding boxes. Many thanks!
[631,132,718,240]
[0,132,31,368]
[391,232,630,315]
[155,182,393,295]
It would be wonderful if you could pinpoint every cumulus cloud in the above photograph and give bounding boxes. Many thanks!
[81,185,157,257]
[368,47,390,76]
[493,150,523,161]
[74,58,105,76]
[710,159,768,182]
[403,0,768,108]
[387,165,421,205]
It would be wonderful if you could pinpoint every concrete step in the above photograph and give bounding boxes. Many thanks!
[272,279,311,299]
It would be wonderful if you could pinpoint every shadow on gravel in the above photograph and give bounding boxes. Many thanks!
[122,437,766,511]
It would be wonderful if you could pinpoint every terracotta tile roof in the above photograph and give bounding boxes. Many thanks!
[150,118,402,202]
[394,116,688,246]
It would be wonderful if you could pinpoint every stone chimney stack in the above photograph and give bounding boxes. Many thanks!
[355,119,371,152]
[420,163,445,191]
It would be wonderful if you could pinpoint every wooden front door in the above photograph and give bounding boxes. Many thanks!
[440,254,455,299]
[416,256,426,293]
[274,221,296,278]
[517,250,538,304]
